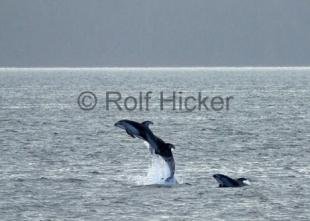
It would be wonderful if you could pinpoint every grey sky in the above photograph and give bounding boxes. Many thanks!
[0,0,310,67]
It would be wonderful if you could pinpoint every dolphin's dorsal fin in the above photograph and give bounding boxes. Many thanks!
[142,121,153,127]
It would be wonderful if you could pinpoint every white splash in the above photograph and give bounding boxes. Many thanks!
[138,142,177,186]
[243,179,251,186]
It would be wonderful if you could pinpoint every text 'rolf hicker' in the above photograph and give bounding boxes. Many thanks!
[78,91,233,111]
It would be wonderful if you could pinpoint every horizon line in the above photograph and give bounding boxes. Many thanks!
[1,66,310,70]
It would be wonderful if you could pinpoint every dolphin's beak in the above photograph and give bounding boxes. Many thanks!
[114,121,121,128]
[114,121,125,129]
[213,174,219,179]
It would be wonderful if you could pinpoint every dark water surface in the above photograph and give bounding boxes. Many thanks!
[0,68,309,220]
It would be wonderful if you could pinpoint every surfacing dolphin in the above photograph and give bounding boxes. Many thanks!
[213,174,250,187]
[114,119,176,182]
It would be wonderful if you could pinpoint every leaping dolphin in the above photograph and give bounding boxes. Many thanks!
[213,174,250,187]
[114,119,175,182]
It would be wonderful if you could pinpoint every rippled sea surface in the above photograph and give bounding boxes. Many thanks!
[0,68,309,220]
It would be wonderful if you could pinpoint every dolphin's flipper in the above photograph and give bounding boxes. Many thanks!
[126,129,135,138]
[142,121,153,127]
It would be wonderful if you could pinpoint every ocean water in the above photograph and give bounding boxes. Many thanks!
[0,68,309,220]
